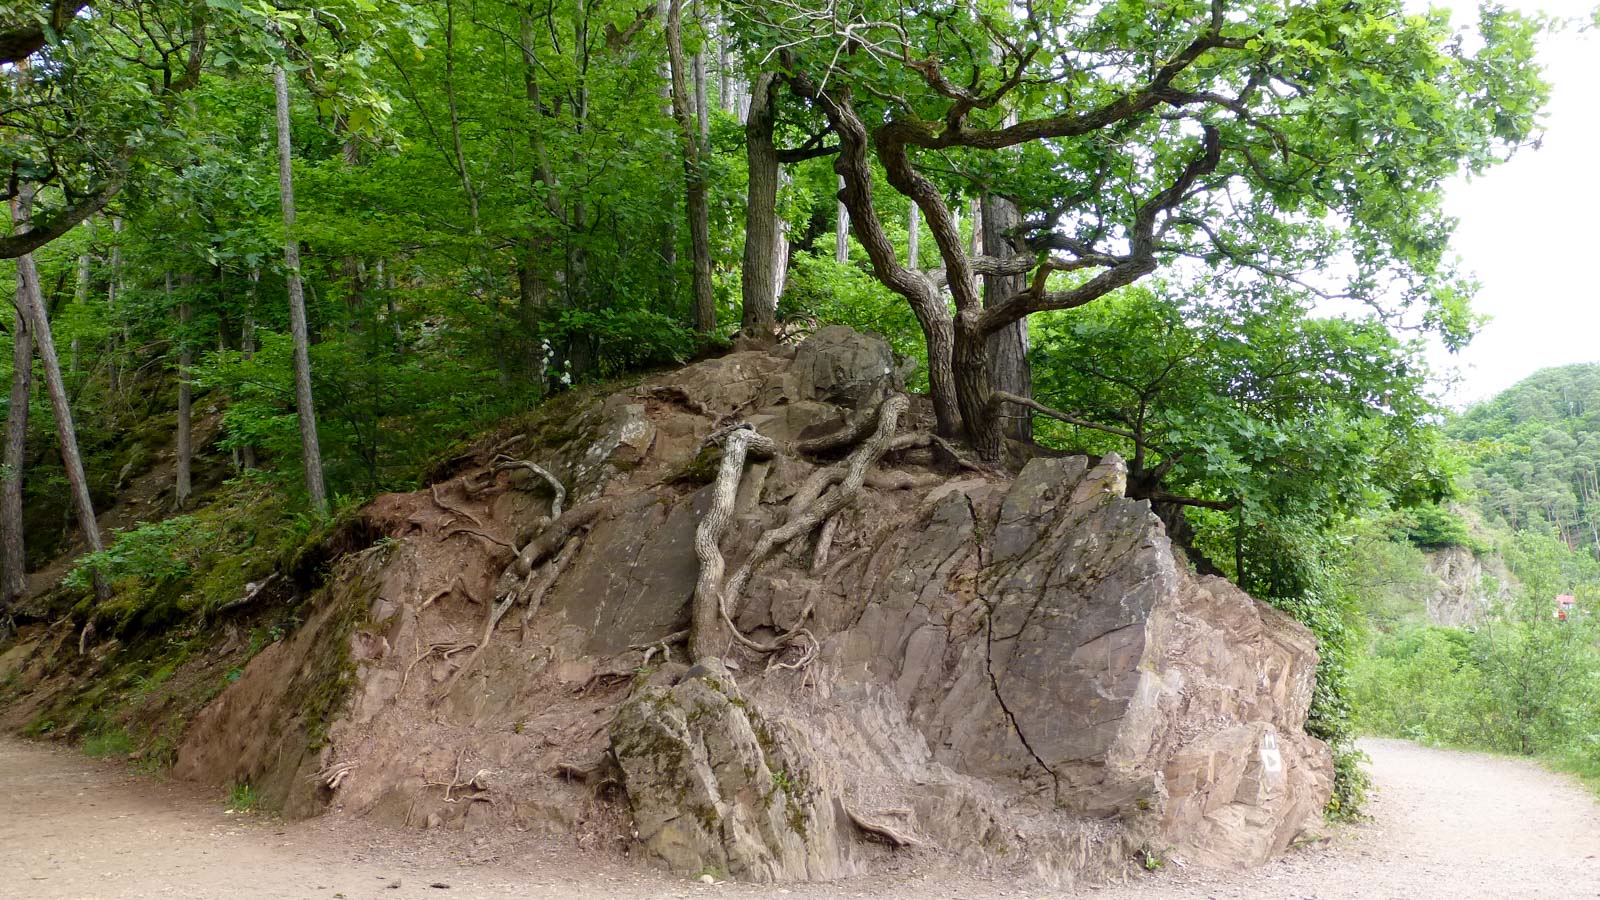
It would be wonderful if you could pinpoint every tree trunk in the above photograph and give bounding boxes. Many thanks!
[692,0,709,140]
[239,269,258,471]
[11,188,107,599]
[71,238,90,375]
[953,315,1004,461]
[667,0,716,334]
[717,10,733,114]
[807,87,960,435]
[106,216,122,396]
[740,72,783,341]
[980,193,1031,442]
[443,0,480,233]
[2,298,33,609]
[171,272,192,508]
[835,175,849,264]
[907,203,919,269]
[273,62,330,516]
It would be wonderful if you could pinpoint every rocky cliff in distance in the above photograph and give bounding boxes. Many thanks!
[1422,545,1511,627]
[167,327,1331,886]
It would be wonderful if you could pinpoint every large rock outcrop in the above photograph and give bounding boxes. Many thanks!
[169,327,1332,884]
[1423,545,1510,626]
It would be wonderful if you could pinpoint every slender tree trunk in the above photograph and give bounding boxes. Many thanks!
[106,216,122,397]
[667,0,716,334]
[981,193,1031,442]
[171,273,193,508]
[835,175,849,264]
[71,238,90,375]
[692,0,709,140]
[273,63,329,516]
[442,0,480,234]
[518,14,559,377]
[740,72,783,341]
[239,270,259,471]
[717,9,733,114]
[11,188,107,598]
[655,0,678,312]
[2,299,33,609]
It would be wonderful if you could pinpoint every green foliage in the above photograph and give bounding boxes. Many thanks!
[1031,285,1449,525]
[227,782,261,812]
[65,517,210,594]
[1390,503,1485,553]
[1452,364,1600,553]
[82,728,136,759]
[1355,596,1600,761]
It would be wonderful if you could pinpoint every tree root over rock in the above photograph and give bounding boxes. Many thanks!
[433,533,583,705]
[688,394,909,665]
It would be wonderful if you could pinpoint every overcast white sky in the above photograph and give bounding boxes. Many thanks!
[1426,0,1599,406]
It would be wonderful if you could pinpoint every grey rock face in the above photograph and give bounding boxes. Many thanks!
[611,661,846,882]
[791,325,896,406]
[1423,545,1510,626]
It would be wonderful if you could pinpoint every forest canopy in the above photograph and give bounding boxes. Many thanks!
[0,0,1556,815]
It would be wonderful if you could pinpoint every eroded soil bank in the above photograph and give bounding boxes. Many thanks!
[4,737,1597,899]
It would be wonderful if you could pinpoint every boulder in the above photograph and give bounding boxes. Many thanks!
[611,661,847,882]
[791,325,895,406]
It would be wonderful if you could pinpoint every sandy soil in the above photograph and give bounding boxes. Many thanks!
[2,737,1597,900]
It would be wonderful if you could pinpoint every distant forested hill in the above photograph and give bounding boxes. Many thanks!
[1451,364,1600,556]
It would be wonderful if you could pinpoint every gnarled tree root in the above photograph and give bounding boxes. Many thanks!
[434,513,593,705]
[491,455,566,518]
[688,395,909,666]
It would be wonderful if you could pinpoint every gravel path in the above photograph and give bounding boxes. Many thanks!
[2,737,1597,899]
[1090,738,1600,899]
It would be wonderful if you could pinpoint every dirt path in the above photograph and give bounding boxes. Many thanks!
[1090,738,1600,899]
[2,737,1598,900]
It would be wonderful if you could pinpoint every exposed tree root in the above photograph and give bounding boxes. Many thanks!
[496,499,611,593]
[689,425,781,661]
[421,575,471,609]
[726,395,908,606]
[215,572,283,615]
[631,628,688,666]
[400,640,475,692]
[688,395,908,666]
[430,481,485,529]
[491,455,566,518]
[883,430,984,472]
[442,526,517,553]
[488,431,527,458]
[435,536,581,706]
[794,398,883,455]
[313,760,357,791]
[810,516,839,573]
[423,750,481,802]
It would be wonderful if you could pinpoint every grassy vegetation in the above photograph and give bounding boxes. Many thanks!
[1,473,372,777]
[228,782,261,812]
[1350,525,1600,797]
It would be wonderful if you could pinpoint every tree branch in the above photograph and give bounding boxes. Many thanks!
[990,390,1137,440]
[0,175,122,260]
[0,0,91,65]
